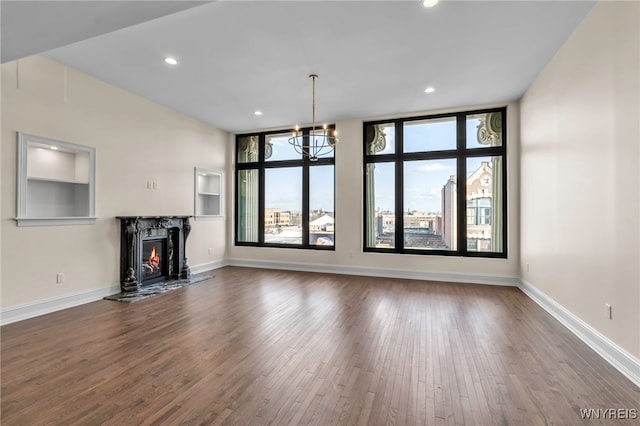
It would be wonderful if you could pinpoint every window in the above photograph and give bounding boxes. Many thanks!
[363,108,506,257]
[235,127,335,249]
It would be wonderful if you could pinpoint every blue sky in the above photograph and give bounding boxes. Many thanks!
[265,165,335,212]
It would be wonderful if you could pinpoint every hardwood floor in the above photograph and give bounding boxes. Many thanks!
[2,266,638,425]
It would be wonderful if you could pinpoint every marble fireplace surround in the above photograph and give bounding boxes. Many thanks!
[116,216,191,293]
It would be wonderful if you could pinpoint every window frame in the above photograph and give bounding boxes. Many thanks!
[362,107,507,258]
[235,126,336,250]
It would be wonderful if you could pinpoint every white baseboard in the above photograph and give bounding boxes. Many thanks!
[0,259,228,326]
[227,258,519,287]
[1,284,121,326]
[519,278,640,388]
[191,258,229,275]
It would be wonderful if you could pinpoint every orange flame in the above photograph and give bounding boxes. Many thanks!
[148,247,160,268]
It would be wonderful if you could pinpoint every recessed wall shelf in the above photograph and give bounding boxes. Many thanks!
[194,167,222,219]
[16,132,97,227]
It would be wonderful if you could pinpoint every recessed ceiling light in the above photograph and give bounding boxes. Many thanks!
[254,110,263,116]
[424,87,436,93]
[164,57,178,65]
[50,146,59,150]
[423,0,439,8]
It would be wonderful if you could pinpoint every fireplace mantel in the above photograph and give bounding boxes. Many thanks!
[116,216,191,292]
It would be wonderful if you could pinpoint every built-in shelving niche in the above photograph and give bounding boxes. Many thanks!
[16,132,96,226]
[194,167,222,219]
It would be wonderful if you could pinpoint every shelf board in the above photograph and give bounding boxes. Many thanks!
[15,216,98,227]
[27,176,90,185]
[195,214,224,220]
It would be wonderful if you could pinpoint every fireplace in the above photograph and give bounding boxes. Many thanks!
[141,238,167,284]
[116,216,191,293]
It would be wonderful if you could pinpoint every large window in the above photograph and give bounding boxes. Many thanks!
[363,108,507,257]
[235,127,335,249]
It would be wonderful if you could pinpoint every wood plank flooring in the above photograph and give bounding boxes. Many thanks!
[1,266,638,425]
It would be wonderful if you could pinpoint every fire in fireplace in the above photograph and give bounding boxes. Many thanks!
[141,238,167,283]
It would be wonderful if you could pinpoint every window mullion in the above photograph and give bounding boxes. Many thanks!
[234,163,239,244]
[500,124,508,255]
[258,134,266,245]
[302,133,310,247]
[395,120,404,251]
[456,113,467,255]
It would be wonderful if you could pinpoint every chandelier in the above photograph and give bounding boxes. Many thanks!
[288,74,337,161]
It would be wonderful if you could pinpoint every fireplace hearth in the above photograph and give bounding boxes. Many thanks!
[115,216,192,293]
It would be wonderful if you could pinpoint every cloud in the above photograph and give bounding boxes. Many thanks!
[411,162,452,173]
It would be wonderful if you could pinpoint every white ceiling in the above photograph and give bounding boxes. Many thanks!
[3,1,595,133]
[0,1,208,63]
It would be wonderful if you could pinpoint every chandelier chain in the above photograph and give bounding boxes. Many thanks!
[311,74,317,134]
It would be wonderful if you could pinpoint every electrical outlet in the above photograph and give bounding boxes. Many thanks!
[605,304,612,320]
[147,180,152,189]
[152,181,157,190]
[56,273,65,284]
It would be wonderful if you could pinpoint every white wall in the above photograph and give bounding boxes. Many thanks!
[227,103,520,284]
[520,1,639,358]
[1,56,228,310]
